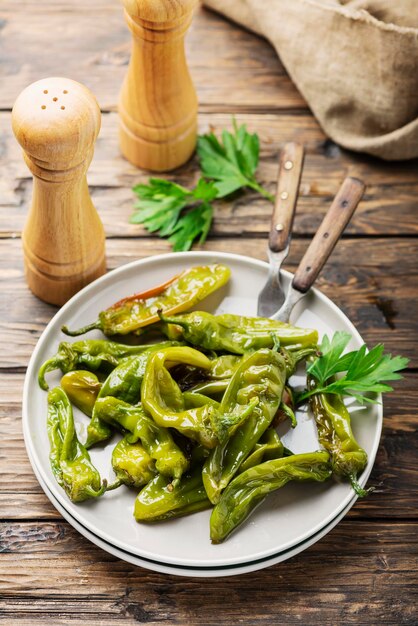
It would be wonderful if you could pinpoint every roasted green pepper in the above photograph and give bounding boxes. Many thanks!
[85,342,180,448]
[239,428,285,473]
[112,436,156,488]
[308,376,370,496]
[94,396,189,482]
[210,451,331,543]
[39,340,161,391]
[141,346,216,447]
[61,264,230,337]
[202,347,287,504]
[134,466,211,522]
[159,311,318,354]
[61,370,101,417]
[47,387,108,502]
[173,354,242,394]
[142,346,256,448]
[188,379,230,398]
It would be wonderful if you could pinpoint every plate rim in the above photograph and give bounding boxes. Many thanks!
[22,251,383,567]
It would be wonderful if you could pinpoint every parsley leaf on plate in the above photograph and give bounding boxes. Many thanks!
[298,331,409,404]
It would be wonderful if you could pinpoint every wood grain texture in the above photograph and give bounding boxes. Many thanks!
[269,142,304,252]
[292,177,365,292]
[0,521,417,625]
[0,3,304,112]
[1,238,417,366]
[2,112,418,239]
[12,77,106,305]
[118,0,198,170]
[1,0,417,622]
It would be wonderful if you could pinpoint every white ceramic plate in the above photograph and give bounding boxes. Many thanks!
[31,450,357,577]
[23,252,382,569]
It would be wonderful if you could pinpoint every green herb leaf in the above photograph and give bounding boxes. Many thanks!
[168,203,213,252]
[130,118,273,251]
[299,332,409,404]
[130,178,217,251]
[197,119,274,201]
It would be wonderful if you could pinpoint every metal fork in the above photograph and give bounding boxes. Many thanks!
[257,142,305,317]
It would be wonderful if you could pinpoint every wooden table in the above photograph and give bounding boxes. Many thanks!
[1,2,417,624]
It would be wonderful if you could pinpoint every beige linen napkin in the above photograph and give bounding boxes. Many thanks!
[203,0,418,160]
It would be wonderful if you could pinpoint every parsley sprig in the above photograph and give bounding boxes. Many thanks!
[197,119,274,201]
[297,331,409,404]
[130,178,216,252]
[130,120,273,251]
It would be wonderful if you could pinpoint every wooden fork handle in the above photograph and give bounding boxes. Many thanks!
[292,176,365,293]
[269,142,305,253]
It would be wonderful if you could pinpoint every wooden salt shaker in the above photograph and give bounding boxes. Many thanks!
[119,0,198,171]
[12,77,106,306]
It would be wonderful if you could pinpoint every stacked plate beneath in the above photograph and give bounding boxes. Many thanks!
[23,252,382,577]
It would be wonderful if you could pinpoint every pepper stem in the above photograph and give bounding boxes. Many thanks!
[61,321,101,337]
[350,474,374,498]
[279,401,297,428]
[38,357,62,390]
[82,479,108,499]
[105,479,123,492]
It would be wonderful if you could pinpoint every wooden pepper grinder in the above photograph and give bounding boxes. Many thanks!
[119,0,198,171]
[12,77,106,306]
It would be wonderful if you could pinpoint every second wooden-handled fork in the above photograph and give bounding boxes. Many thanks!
[257,142,365,321]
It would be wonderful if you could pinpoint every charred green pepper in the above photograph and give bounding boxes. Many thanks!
[61,264,230,337]
[94,396,189,482]
[142,346,257,448]
[61,370,102,417]
[238,428,285,473]
[47,387,108,502]
[85,342,180,448]
[159,311,318,354]
[308,376,370,496]
[141,346,216,447]
[202,347,287,504]
[134,466,211,522]
[210,451,331,543]
[38,339,164,391]
[112,436,156,488]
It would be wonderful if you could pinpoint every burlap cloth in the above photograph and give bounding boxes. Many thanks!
[202,0,418,160]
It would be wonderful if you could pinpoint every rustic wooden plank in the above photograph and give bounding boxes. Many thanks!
[1,370,416,518]
[3,111,418,238]
[0,237,417,366]
[0,4,304,111]
[0,521,417,625]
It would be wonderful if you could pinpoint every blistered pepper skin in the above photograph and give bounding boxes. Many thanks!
[61,264,231,337]
[111,436,156,488]
[141,347,219,447]
[308,376,369,496]
[238,428,285,473]
[61,370,101,417]
[160,311,318,354]
[134,467,211,522]
[47,387,107,502]
[94,396,189,482]
[210,452,331,543]
[85,342,180,448]
[38,339,164,391]
[202,347,287,504]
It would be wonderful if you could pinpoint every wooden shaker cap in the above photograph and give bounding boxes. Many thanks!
[12,77,105,307]
[12,77,101,173]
